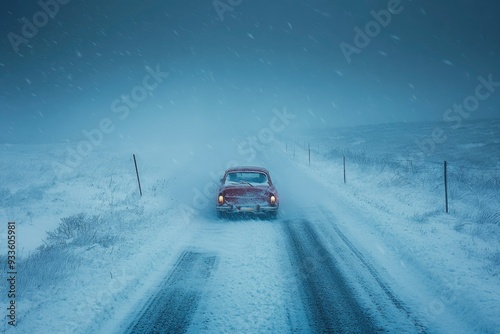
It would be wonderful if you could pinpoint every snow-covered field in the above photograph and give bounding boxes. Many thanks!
[1,119,499,333]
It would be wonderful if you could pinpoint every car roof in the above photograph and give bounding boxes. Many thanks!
[225,166,270,174]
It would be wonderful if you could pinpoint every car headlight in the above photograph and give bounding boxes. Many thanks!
[270,195,276,205]
[218,195,224,205]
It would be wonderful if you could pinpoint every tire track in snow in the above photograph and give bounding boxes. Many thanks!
[125,250,217,334]
[283,219,379,333]
[320,209,428,334]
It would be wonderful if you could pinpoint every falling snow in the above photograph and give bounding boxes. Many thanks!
[0,1,499,332]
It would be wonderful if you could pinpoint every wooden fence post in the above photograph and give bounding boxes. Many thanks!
[343,156,346,184]
[444,160,448,213]
[133,154,142,196]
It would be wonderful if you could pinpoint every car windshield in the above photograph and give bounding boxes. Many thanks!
[225,172,268,186]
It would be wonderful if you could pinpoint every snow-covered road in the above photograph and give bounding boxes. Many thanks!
[116,211,428,333]
[3,135,498,333]
[117,217,304,333]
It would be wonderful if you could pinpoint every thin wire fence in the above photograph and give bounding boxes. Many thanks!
[285,141,500,213]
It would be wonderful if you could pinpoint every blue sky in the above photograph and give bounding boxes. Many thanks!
[1,0,499,143]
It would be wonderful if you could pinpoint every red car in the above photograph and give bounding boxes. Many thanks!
[216,166,279,219]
